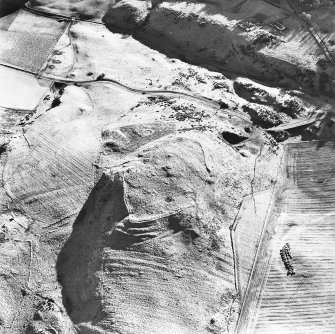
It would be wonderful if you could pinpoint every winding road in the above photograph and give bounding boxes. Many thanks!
[17,3,319,132]
[0,62,253,123]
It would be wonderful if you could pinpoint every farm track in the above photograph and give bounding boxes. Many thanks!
[232,189,277,299]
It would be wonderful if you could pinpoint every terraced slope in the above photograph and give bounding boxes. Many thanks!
[243,141,335,334]
[57,134,246,334]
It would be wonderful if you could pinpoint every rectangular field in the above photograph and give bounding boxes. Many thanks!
[0,66,50,110]
[0,10,67,72]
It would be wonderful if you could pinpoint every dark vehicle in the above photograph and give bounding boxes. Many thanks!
[280,243,295,276]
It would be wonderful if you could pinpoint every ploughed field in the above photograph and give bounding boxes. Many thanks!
[249,141,335,334]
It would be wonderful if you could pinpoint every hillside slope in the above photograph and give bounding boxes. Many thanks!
[0,1,334,334]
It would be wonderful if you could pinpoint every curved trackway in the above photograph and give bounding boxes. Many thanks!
[25,5,271,87]
[23,0,335,96]
[6,5,320,130]
[0,63,252,123]
[23,2,314,95]
[2,62,317,132]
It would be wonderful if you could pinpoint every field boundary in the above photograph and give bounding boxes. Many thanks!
[235,147,288,334]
